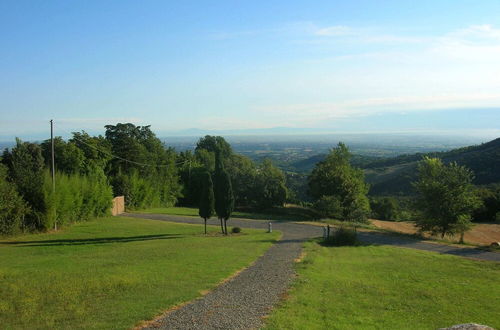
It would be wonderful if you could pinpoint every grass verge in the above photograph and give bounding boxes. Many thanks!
[0,216,279,329]
[264,241,500,330]
[136,206,315,221]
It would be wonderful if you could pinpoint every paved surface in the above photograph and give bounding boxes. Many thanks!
[124,213,500,330]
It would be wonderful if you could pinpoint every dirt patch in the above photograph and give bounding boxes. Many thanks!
[371,220,500,246]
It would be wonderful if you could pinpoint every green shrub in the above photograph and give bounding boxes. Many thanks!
[0,164,29,235]
[44,168,113,228]
[231,227,241,233]
[323,226,358,246]
[112,171,161,210]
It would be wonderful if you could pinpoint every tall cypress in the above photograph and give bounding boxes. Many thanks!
[198,171,215,234]
[214,151,234,235]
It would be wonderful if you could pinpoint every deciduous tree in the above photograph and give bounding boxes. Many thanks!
[308,142,370,222]
[413,157,481,242]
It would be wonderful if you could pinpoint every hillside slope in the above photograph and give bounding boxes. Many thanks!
[365,137,500,195]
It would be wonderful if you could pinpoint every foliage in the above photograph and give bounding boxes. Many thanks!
[198,171,215,220]
[40,137,85,174]
[313,195,342,219]
[0,217,279,329]
[413,157,482,240]
[195,135,233,158]
[104,123,181,208]
[253,159,288,208]
[199,171,215,234]
[370,197,400,221]
[2,139,48,230]
[111,170,160,210]
[323,226,358,246]
[70,131,112,171]
[214,152,234,234]
[308,142,370,222]
[43,168,113,227]
[231,226,242,233]
[177,151,207,206]
[0,164,28,235]
[225,154,257,207]
[473,185,500,223]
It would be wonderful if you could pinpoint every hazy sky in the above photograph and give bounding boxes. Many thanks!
[1,0,500,139]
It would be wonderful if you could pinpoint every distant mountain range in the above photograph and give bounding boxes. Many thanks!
[291,137,500,196]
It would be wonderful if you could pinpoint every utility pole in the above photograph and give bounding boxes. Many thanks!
[50,119,56,230]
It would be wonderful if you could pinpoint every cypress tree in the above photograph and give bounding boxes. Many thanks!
[198,171,215,234]
[214,151,234,235]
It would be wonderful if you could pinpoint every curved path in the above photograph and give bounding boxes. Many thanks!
[125,213,499,330]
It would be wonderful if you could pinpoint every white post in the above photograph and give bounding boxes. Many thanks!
[268,222,272,233]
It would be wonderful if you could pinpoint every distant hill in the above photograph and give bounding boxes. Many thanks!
[364,137,500,195]
[289,137,500,196]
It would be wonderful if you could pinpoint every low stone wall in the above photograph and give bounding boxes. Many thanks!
[111,196,125,216]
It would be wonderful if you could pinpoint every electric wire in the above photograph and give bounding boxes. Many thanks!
[55,126,191,168]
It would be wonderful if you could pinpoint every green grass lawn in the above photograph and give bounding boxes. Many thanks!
[136,206,315,221]
[265,242,500,330]
[0,216,279,329]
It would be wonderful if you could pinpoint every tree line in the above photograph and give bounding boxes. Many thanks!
[0,123,288,235]
[307,142,488,241]
[0,123,493,242]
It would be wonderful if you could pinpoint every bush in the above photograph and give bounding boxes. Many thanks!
[111,170,168,210]
[43,168,113,229]
[231,226,242,233]
[323,226,358,246]
[0,164,29,235]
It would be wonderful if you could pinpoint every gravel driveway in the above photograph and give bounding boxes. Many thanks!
[124,213,499,329]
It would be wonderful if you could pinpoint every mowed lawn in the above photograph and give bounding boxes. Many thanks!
[0,217,279,329]
[265,242,500,330]
[137,206,303,221]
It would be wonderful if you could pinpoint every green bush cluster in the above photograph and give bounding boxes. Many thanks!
[323,226,358,246]
[0,164,29,235]
[0,164,112,235]
[44,169,113,229]
[112,171,162,210]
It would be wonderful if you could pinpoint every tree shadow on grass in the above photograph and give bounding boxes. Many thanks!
[1,234,184,247]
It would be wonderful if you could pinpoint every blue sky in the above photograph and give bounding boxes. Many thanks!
[1,0,500,139]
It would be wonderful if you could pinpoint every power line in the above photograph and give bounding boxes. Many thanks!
[55,126,191,168]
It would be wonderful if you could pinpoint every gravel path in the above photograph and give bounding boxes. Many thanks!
[126,213,320,330]
[124,213,499,329]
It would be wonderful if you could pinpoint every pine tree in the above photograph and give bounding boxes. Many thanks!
[198,171,215,234]
[214,151,234,235]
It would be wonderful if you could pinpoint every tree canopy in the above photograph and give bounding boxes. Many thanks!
[308,142,370,222]
[413,157,481,240]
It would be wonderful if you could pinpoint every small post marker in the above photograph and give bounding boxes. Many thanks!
[268,222,272,233]
[323,226,327,239]
[327,225,330,238]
